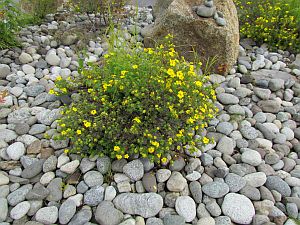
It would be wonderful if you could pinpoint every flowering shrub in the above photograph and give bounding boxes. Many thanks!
[0,0,22,49]
[52,35,218,163]
[234,0,300,51]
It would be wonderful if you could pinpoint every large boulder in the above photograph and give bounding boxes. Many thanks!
[142,0,239,74]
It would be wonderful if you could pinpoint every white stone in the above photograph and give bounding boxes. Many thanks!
[40,172,55,185]
[35,206,58,224]
[175,196,196,222]
[57,154,70,168]
[19,52,33,64]
[22,64,35,74]
[222,193,255,224]
[60,160,80,174]
[10,201,30,220]
[0,172,9,185]
[46,53,60,66]
[6,142,26,160]
[241,149,262,166]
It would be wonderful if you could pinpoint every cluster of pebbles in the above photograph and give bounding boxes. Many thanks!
[193,0,227,26]
[0,4,300,225]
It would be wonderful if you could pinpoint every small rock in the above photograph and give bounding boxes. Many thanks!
[175,196,196,222]
[6,142,25,160]
[95,201,124,225]
[123,160,144,181]
[35,206,58,225]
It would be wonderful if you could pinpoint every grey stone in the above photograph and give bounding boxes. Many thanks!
[257,100,281,113]
[240,126,258,140]
[216,122,234,135]
[35,206,58,224]
[123,159,144,181]
[142,172,157,192]
[265,176,291,197]
[59,199,77,224]
[95,201,124,225]
[7,108,31,124]
[196,5,216,18]
[43,155,57,172]
[167,171,187,192]
[253,87,271,100]
[21,159,43,179]
[29,124,46,135]
[10,201,30,220]
[79,158,96,173]
[243,172,266,187]
[217,93,239,105]
[216,136,234,155]
[37,109,61,125]
[0,129,17,142]
[24,84,45,97]
[0,198,8,222]
[146,218,163,225]
[97,156,111,174]
[46,178,62,202]
[6,142,25,160]
[84,185,104,206]
[225,173,246,192]
[113,193,163,218]
[202,181,229,198]
[83,171,103,187]
[175,196,196,222]
[163,214,185,225]
[68,207,92,225]
[206,200,222,217]
[0,64,10,78]
[269,78,285,91]
[215,216,231,225]
[7,184,32,206]
[26,183,49,200]
[222,193,255,224]
[156,169,171,183]
[241,149,262,166]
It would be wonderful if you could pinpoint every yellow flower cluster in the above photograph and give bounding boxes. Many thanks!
[53,34,218,163]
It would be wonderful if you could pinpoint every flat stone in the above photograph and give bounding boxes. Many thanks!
[222,193,255,224]
[0,198,8,222]
[123,159,144,181]
[68,207,92,225]
[35,206,58,224]
[175,196,196,222]
[46,178,62,202]
[59,199,77,224]
[142,172,157,192]
[167,171,187,192]
[257,100,281,113]
[6,142,26,160]
[84,171,103,187]
[225,173,246,192]
[265,176,291,197]
[0,173,9,185]
[10,201,30,220]
[95,201,124,225]
[21,159,43,179]
[202,181,229,198]
[243,172,267,187]
[113,193,163,218]
[60,160,80,174]
[7,184,32,206]
[241,149,262,166]
[84,185,104,206]
[217,93,239,105]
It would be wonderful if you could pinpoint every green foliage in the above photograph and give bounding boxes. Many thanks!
[66,0,127,26]
[0,0,22,49]
[52,34,218,163]
[22,0,59,23]
[234,0,300,52]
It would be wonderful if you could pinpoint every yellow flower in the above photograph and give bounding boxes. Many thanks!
[116,154,122,160]
[83,121,91,128]
[64,149,69,154]
[203,137,209,144]
[60,123,66,127]
[56,76,62,81]
[156,153,161,158]
[132,65,138,69]
[170,59,176,67]
[133,117,141,123]
[177,71,184,80]
[177,90,185,99]
[61,131,67,135]
[151,141,159,148]
[49,89,55,95]
[148,147,155,153]
[88,88,93,93]
[72,107,77,112]
[91,110,97,115]
[114,146,120,152]
[161,157,167,163]
[195,81,202,87]
[76,130,82,135]
[167,68,176,77]
[124,154,129,159]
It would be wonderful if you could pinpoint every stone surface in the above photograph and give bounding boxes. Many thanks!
[95,201,124,225]
[123,159,144,181]
[175,196,196,222]
[222,193,255,224]
[113,193,163,218]
[144,0,239,73]
[35,206,58,224]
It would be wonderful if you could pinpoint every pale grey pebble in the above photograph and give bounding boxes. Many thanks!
[10,201,30,220]
[222,193,255,224]
[202,181,229,198]
[206,200,222,217]
[265,176,291,197]
[84,185,104,206]
[83,171,103,187]
[21,159,44,179]
[175,196,196,222]
[240,125,258,140]
[43,155,57,172]
[156,169,171,183]
[216,122,234,135]
[166,171,187,192]
[113,193,163,218]
[215,216,231,225]
[97,156,111,174]
[189,181,202,203]
[197,217,215,225]
[286,203,298,219]
[95,201,124,225]
[241,149,262,166]
[58,199,77,224]
[80,158,96,173]
[7,184,32,206]
[225,173,246,192]
[0,198,8,222]
[146,217,164,225]
[163,214,185,225]
[35,206,58,224]
[68,206,92,225]
[123,159,144,181]
[26,183,49,200]
[217,93,239,105]
[77,181,89,193]
[46,178,63,202]
[104,186,117,201]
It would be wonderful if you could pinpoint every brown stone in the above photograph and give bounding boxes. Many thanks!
[0,161,21,171]
[40,147,55,159]
[142,0,239,74]
[27,140,42,154]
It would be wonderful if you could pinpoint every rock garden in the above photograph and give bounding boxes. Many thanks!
[0,0,300,225]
